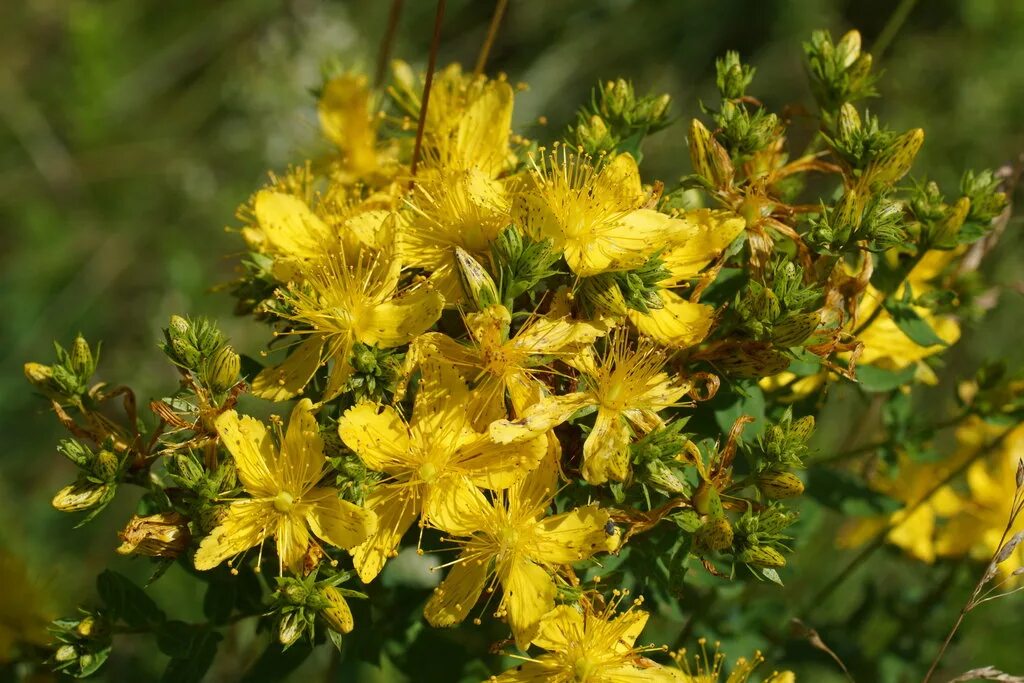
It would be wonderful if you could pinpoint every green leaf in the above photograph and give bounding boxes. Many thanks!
[806,468,901,516]
[160,630,221,683]
[856,363,917,392]
[96,570,166,629]
[203,580,237,625]
[240,643,314,683]
[713,381,766,439]
[884,287,947,348]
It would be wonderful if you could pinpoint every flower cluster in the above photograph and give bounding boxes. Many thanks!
[24,29,1015,682]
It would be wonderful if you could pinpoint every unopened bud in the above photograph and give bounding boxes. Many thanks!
[689,119,734,188]
[24,362,54,389]
[70,335,95,377]
[52,482,112,512]
[695,516,734,552]
[771,311,822,347]
[928,196,970,249]
[454,247,500,311]
[713,342,791,378]
[320,587,354,634]
[204,345,241,392]
[578,274,627,316]
[117,512,191,558]
[836,103,862,143]
[757,470,805,499]
[867,128,924,186]
[738,544,787,568]
[54,645,77,663]
[93,449,120,481]
[278,611,305,647]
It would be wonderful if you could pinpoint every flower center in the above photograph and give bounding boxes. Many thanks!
[273,491,296,513]
[418,462,439,483]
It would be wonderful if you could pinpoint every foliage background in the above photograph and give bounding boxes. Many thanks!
[1,0,1022,680]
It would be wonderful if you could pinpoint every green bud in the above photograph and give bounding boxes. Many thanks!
[170,336,202,369]
[454,247,500,311]
[738,544,787,568]
[756,470,805,499]
[673,509,703,533]
[961,169,1007,225]
[70,335,96,378]
[866,128,924,186]
[689,119,734,188]
[836,103,862,142]
[926,196,970,249]
[92,449,120,481]
[713,342,791,378]
[58,439,93,468]
[52,481,113,512]
[695,516,734,552]
[715,51,756,100]
[574,114,616,155]
[54,644,78,663]
[168,315,190,338]
[204,344,241,392]
[278,611,306,648]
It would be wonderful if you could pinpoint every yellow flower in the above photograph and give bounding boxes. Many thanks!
[488,598,683,682]
[629,209,746,348]
[318,73,390,182]
[425,457,612,648]
[674,638,794,683]
[935,420,1024,577]
[252,247,443,402]
[402,169,511,302]
[491,329,690,484]
[337,359,548,583]
[391,61,516,178]
[195,399,377,574]
[514,150,686,277]
[411,304,605,427]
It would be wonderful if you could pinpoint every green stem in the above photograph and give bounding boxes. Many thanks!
[871,0,920,61]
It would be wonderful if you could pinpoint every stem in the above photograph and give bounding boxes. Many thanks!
[474,0,509,77]
[871,0,920,60]
[409,0,446,180]
[375,0,405,88]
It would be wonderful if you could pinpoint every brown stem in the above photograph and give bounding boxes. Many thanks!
[409,0,446,180]
[474,0,509,77]
[375,0,404,88]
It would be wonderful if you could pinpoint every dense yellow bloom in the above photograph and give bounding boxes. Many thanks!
[934,420,1024,576]
[391,61,516,178]
[252,247,443,402]
[337,359,548,583]
[403,169,511,302]
[672,639,794,683]
[629,209,746,348]
[489,599,682,682]
[514,150,686,277]
[425,456,612,648]
[411,304,605,427]
[318,73,397,183]
[491,330,690,484]
[195,399,377,574]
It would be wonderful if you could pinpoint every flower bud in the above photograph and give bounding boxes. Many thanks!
[454,247,500,311]
[24,362,54,389]
[320,587,354,634]
[52,482,113,512]
[578,274,627,316]
[927,196,970,249]
[92,449,120,481]
[738,544,786,568]
[866,128,924,186]
[204,345,241,392]
[70,335,96,377]
[58,439,93,468]
[278,611,305,648]
[771,311,821,347]
[713,342,791,378]
[836,103,862,143]
[695,516,734,552]
[689,119,734,188]
[756,470,805,499]
[117,512,191,558]
[54,645,78,663]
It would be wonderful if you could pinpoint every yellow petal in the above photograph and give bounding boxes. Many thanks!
[411,359,472,443]
[194,500,274,571]
[318,74,377,174]
[305,488,378,550]
[514,316,607,355]
[451,80,513,177]
[490,657,563,682]
[282,398,326,489]
[338,402,411,473]
[456,433,548,490]
[359,286,444,348]
[509,451,560,517]
[214,411,277,496]
[275,515,311,573]
[489,392,594,444]
[321,587,354,634]
[606,608,649,651]
[566,209,677,277]
[596,153,646,206]
[500,557,556,650]
[601,663,686,682]
[351,486,420,583]
[532,604,584,652]
[251,336,323,401]
[582,409,632,484]
[531,504,610,564]
[253,190,332,261]
[425,475,493,536]
[628,290,714,348]
[423,549,491,628]
[661,208,745,282]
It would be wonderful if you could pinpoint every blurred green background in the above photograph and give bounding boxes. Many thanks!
[2,0,1023,680]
